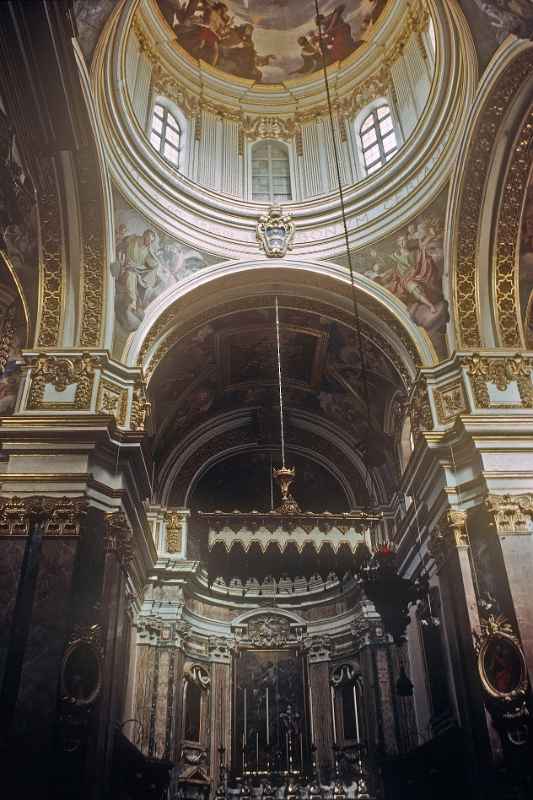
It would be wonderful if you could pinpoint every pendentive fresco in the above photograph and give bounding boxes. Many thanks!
[111,191,220,351]
[340,191,448,357]
[156,0,387,84]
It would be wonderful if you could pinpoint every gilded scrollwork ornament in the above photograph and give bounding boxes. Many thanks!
[27,352,102,410]
[130,377,151,431]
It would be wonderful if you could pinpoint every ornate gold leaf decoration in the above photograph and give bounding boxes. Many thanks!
[433,380,467,424]
[494,106,533,348]
[96,379,128,425]
[27,353,101,410]
[77,147,105,348]
[486,494,533,536]
[463,353,533,408]
[0,496,87,537]
[164,510,183,554]
[454,50,533,348]
[130,377,151,431]
[0,306,15,375]
[37,159,64,348]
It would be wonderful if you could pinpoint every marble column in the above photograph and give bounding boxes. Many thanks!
[429,510,502,775]
[208,638,233,784]
[485,495,533,685]
[305,636,334,779]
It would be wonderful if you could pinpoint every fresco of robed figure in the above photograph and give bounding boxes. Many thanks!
[157,0,387,84]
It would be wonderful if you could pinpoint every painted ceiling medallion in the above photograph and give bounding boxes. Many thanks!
[257,205,295,257]
[156,0,387,84]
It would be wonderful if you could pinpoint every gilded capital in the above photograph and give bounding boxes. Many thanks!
[486,495,533,536]
[429,509,469,563]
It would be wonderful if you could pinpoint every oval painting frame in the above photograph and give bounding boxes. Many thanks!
[61,639,102,706]
[478,631,528,701]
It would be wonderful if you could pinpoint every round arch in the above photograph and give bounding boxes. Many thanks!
[123,259,438,373]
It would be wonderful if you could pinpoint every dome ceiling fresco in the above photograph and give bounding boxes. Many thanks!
[156,0,388,83]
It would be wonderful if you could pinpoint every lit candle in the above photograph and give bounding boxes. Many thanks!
[330,685,337,744]
[352,683,360,744]
[266,687,270,744]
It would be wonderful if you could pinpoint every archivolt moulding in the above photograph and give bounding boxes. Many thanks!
[447,38,533,351]
[123,260,437,374]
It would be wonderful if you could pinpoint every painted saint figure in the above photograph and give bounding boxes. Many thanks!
[113,228,163,331]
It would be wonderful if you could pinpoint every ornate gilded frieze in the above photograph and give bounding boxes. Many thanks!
[36,159,64,348]
[454,49,533,348]
[76,147,106,348]
[463,353,533,409]
[486,494,533,536]
[0,495,87,537]
[433,380,468,424]
[494,105,533,348]
[26,352,102,411]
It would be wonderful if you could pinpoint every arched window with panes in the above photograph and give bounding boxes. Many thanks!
[359,104,398,175]
[251,140,292,203]
[150,102,182,168]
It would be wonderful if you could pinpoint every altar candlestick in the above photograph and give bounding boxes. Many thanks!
[352,683,360,744]
[243,688,247,740]
[330,685,337,744]
[266,687,270,744]
[299,733,304,771]
[256,731,259,772]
